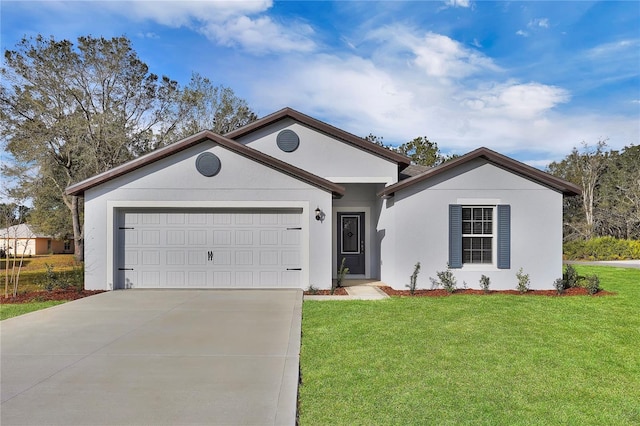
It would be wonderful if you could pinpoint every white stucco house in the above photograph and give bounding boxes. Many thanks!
[66,108,581,291]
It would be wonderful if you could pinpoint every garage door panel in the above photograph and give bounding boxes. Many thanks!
[188,271,207,287]
[142,230,160,245]
[167,230,185,245]
[235,230,253,245]
[188,230,206,245]
[212,250,231,265]
[260,230,279,245]
[213,230,231,245]
[282,270,301,287]
[141,251,160,265]
[188,251,206,265]
[118,209,303,289]
[235,271,254,286]
[167,271,185,286]
[260,251,279,265]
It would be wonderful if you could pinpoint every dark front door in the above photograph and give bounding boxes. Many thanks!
[337,212,365,275]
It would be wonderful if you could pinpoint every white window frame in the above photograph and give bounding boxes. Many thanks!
[461,206,496,266]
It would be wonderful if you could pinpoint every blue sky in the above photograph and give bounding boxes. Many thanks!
[1,0,639,168]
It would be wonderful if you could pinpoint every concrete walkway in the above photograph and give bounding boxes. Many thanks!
[1,290,301,426]
[304,281,389,301]
[564,260,640,269]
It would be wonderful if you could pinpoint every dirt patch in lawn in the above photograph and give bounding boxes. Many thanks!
[380,286,614,297]
[304,287,349,296]
[1,290,106,304]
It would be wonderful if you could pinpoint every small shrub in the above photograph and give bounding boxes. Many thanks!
[516,267,530,294]
[430,265,457,294]
[307,284,320,295]
[563,264,580,288]
[479,275,491,294]
[553,278,566,295]
[334,258,349,295]
[37,263,84,292]
[406,262,421,295]
[39,263,58,292]
[585,274,601,295]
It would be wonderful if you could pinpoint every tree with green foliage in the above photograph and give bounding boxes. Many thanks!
[1,35,256,261]
[397,136,444,166]
[364,133,448,167]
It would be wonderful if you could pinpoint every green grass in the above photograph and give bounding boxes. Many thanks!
[299,266,640,425]
[0,300,67,320]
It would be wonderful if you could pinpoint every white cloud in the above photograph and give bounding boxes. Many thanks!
[366,28,499,80]
[444,0,471,8]
[466,82,570,119]
[528,18,550,29]
[586,39,639,58]
[118,0,316,54]
[516,30,528,37]
[244,26,636,162]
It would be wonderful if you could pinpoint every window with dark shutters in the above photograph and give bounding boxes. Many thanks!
[449,204,511,269]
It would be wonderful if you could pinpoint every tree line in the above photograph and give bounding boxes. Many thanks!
[547,142,640,241]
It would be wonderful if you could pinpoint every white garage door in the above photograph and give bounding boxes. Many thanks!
[117,209,303,289]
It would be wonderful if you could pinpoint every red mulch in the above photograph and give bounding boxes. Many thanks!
[379,286,613,297]
[1,290,106,304]
[304,287,349,296]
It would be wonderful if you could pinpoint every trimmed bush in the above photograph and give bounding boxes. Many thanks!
[564,237,640,261]
[584,275,601,295]
[429,266,457,294]
[515,267,530,294]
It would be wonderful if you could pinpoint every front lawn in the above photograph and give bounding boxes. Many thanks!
[299,266,640,425]
[0,300,67,320]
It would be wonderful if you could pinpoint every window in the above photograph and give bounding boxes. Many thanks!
[449,204,510,269]
[462,207,493,264]
[64,240,71,251]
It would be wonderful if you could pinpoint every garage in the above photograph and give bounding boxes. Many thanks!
[117,209,303,289]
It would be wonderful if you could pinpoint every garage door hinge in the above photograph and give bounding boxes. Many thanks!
[286,268,302,271]
[286,227,302,230]
[118,268,134,271]
[118,227,135,230]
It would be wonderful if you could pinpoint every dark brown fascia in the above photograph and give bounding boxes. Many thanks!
[225,107,411,169]
[65,130,346,198]
[377,147,582,198]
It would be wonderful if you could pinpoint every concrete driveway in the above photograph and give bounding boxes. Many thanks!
[1,289,302,426]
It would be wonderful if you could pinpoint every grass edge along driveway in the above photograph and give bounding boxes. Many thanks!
[299,266,640,425]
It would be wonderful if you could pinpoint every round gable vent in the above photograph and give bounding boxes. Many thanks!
[195,152,221,177]
[276,129,300,152]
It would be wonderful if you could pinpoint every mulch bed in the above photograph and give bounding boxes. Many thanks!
[1,290,106,304]
[380,286,613,297]
[304,287,349,296]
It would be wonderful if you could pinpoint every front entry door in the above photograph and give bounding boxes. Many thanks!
[337,212,365,275]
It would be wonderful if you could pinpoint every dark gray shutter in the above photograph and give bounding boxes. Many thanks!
[449,204,462,268]
[497,204,511,269]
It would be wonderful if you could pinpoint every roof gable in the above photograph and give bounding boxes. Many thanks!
[66,131,345,198]
[377,147,582,197]
[225,107,411,168]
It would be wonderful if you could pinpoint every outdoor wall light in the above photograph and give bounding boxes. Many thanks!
[315,207,323,221]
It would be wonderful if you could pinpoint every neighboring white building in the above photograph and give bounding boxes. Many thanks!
[0,223,74,256]
[66,108,581,291]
